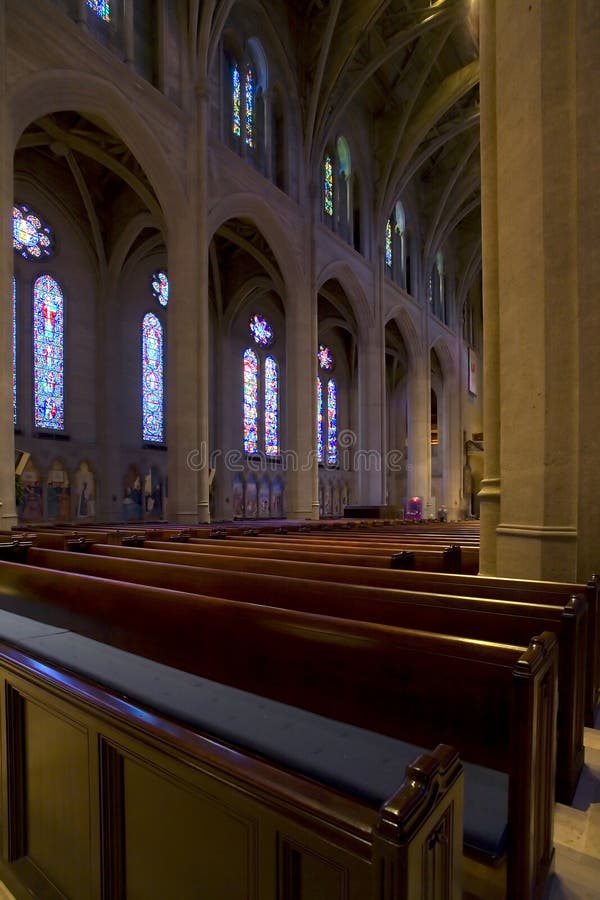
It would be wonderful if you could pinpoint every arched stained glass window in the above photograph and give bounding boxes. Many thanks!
[385,219,392,268]
[13,204,54,260]
[151,270,169,307]
[327,379,338,465]
[245,68,254,147]
[87,0,110,21]
[33,275,64,431]
[142,313,164,443]
[264,356,279,456]
[13,277,16,424]
[243,348,259,454]
[232,64,242,137]
[323,155,333,217]
[316,377,324,463]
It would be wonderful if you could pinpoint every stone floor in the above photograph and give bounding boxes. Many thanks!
[549,715,600,899]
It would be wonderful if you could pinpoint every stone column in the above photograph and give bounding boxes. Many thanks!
[166,87,209,523]
[406,351,430,508]
[443,343,463,521]
[482,0,586,580]
[285,279,317,520]
[357,320,387,506]
[478,0,501,574]
[0,7,17,530]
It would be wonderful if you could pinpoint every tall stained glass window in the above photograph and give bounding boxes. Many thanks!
[13,204,54,260]
[323,155,334,217]
[13,277,16,424]
[142,313,164,442]
[245,68,254,147]
[243,348,259,454]
[264,356,279,456]
[317,346,337,465]
[385,219,392,268]
[316,377,324,463]
[33,275,64,431]
[87,0,110,21]
[327,379,338,465]
[151,270,169,307]
[232,64,242,138]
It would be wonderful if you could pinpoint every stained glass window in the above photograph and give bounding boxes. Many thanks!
[13,204,54,260]
[33,275,64,431]
[324,155,333,217]
[233,64,241,138]
[142,313,164,443]
[245,68,254,147]
[318,344,334,371]
[243,349,259,454]
[385,218,392,268]
[13,277,16,425]
[316,377,324,463]
[327,379,337,465]
[151,270,169,307]
[87,0,110,21]
[264,356,279,456]
[250,314,273,346]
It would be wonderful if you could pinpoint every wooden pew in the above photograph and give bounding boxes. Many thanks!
[0,560,557,900]
[25,546,585,804]
[143,538,464,572]
[90,542,600,727]
[0,625,462,900]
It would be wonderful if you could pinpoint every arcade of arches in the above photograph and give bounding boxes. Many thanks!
[1,1,598,583]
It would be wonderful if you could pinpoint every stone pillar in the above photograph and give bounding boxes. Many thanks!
[406,352,430,507]
[0,7,17,530]
[574,0,600,582]
[357,322,386,505]
[166,88,209,523]
[478,0,501,574]
[443,344,463,521]
[481,0,591,580]
[285,281,317,520]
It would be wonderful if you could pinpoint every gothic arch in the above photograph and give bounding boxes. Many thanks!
[8,70,186,230]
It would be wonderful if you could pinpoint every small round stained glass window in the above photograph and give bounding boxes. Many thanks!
[13,204,54,260]
[318,344,334,370]
[250,314,274,346]
[151,270,169,307]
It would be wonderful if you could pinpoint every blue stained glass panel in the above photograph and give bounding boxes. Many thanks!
[13,205,54,260]
[249,314,273,346]
[245,68,254,147]
[142,313,164,442]
[243,349,259,453]
[324,155,333,217]
[264,356,279,456]
[317,377,323,463]
[13,277,16,425]
[151,270,169,307]
[87,0,110,21]
[327,379,337,465]
[385,219,392,268]
[33,275,64,431]
[233,65,242,137]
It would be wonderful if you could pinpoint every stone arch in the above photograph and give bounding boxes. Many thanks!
[208,194,304,302]
[8,70,187,229]
[316,261,371,340]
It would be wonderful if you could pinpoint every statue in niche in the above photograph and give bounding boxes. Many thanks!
[232,476,244,518]
[245,478,257,519]
[123,466,142,521]
[47,460,70,521]
[271,478,283,517]
[74,462,96,520]
[258,476,270,517]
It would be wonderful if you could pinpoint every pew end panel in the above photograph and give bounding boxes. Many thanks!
[0,643,463,900]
